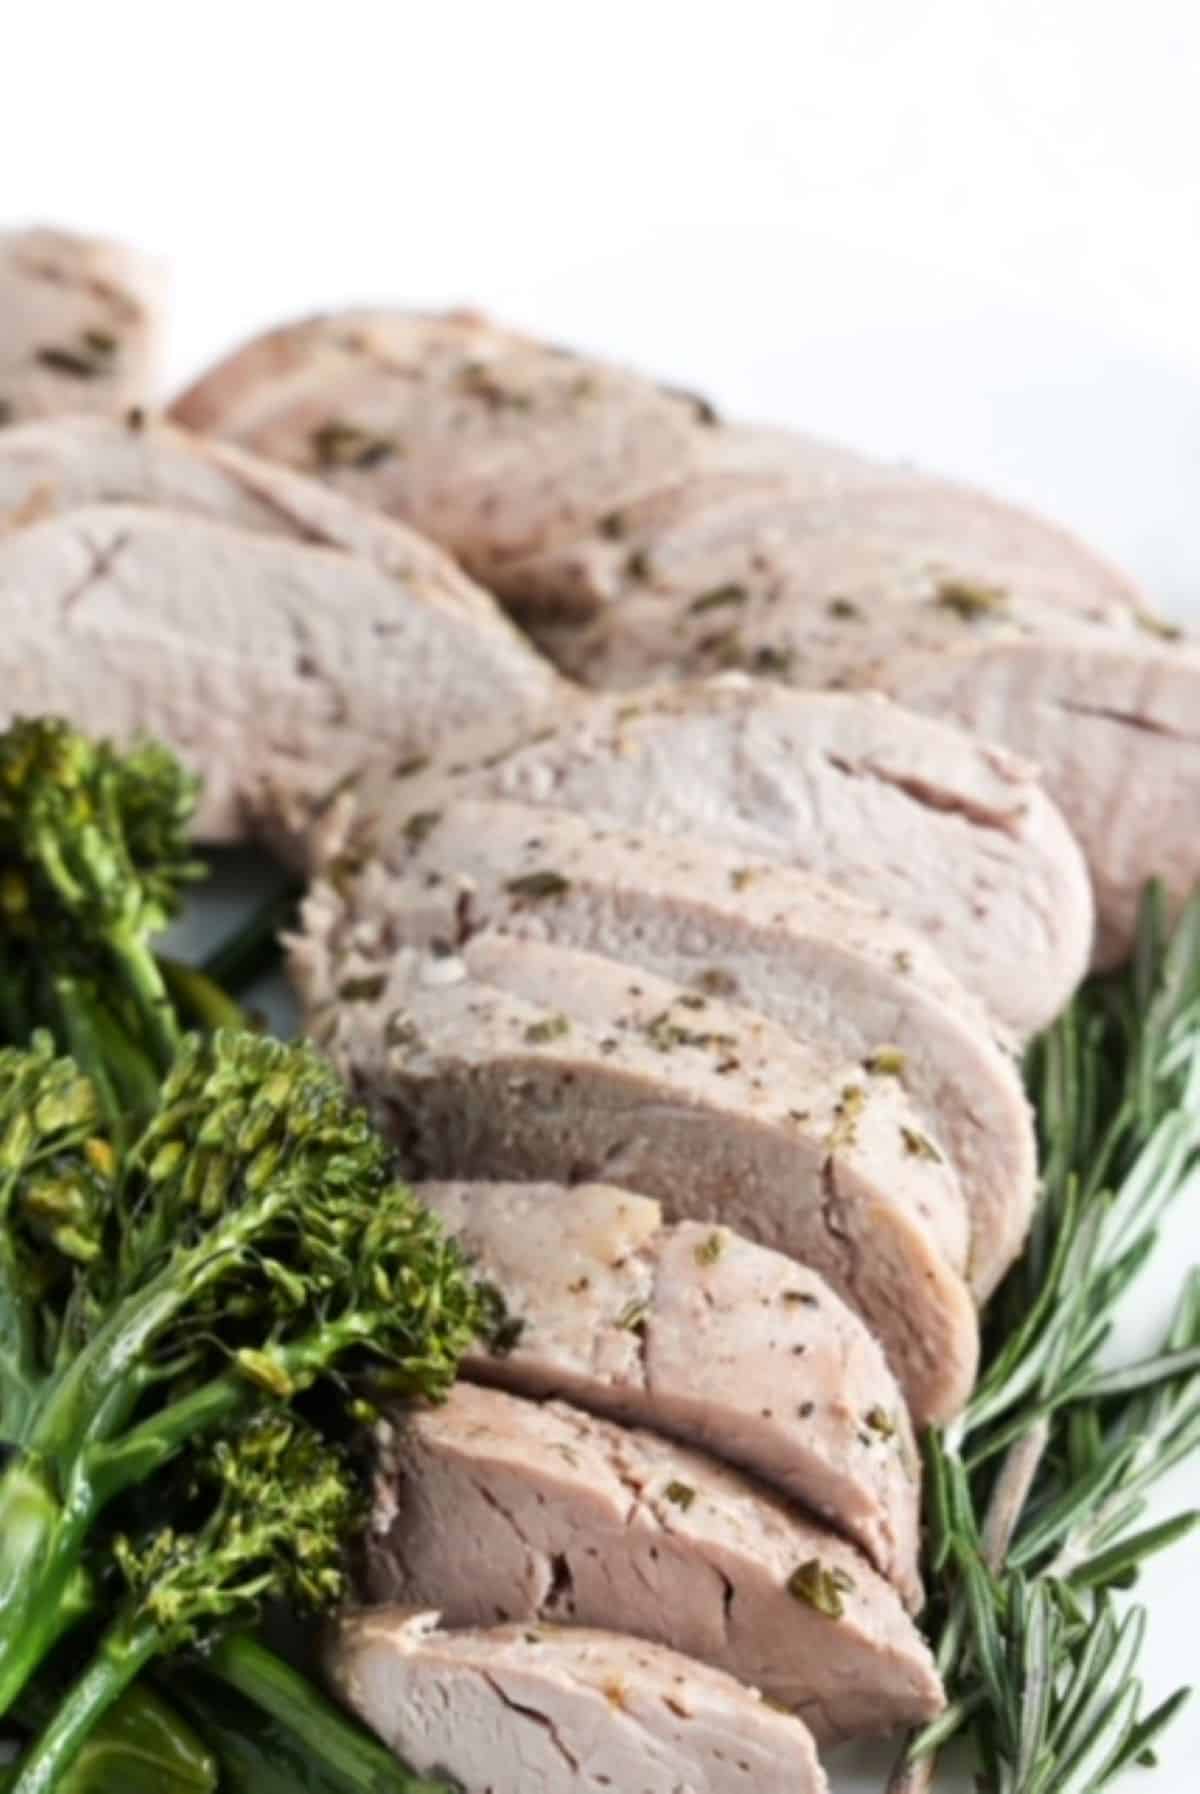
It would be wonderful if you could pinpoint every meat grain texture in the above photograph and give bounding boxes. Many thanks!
[329,1609,830,1794]
[0,499,560,840]
[368,1384,945,1742]
[0,228,164,426]
[175,304,1197,968]
[295,925,979,1423]
[317,678,1093,1039]
[335,795,1037,1295]
[419,1180,923,1603]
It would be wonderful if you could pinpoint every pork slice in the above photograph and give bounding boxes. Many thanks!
[0,227,164,427]
[0,414,506,623]
[345,795,1035,1295]
[861,633,1200,966]
[0,503,561,840]
[327,678,1093,1037]
[172,308,712,580]
[417,1179,922,1604]
[496,471,1148,637]
[328,1608,830,1794]
[366,1384,945,1742]
[297,926,977,1422]
[526,538,1152,693]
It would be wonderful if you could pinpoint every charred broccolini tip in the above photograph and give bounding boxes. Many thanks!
[0,1028,486,1749]
[9,1414,356,1794]
[0,718,203,1092]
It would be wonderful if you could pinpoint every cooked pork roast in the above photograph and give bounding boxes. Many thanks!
[175,305,1192,967]
[314,679,1093,1038]
[0,414,505,624]
[419,1180,922,1602]
[328,1609,830,1794]
[0,227,164,427]
[0,501,559,839]
[296,927,978,1422]
[336,797,1037,1295]
[367,1385,945,1741]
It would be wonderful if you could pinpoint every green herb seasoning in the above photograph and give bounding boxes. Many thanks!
[617,1299,648,1334]
[402,810,442,849]
[934,577,1008,620]
[523,1014,570,1045]
[311,421,396,469]
[828,597,861,620]
[505,870,571,901]
[866,1046,906,1077]
[689,583,748,616]
[787,1560,853,1619]
[337,973,386,1003]
[827,1084,866,1152]
[900,1125,943,1163]
[664,1481,696,1511]
[865,1406,895,1439]
[694,1232,724,1267]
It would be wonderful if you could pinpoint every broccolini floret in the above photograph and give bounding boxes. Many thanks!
[9,1413,355,1794]
[0,1028,485,1738]
[0,718,202,1091]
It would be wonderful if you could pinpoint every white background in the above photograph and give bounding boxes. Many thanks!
[8,3,1200,1788]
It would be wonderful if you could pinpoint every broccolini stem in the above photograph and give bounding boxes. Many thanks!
[156,957,246,1033]
[8,1617,160,1794]
[105,925,179,1074]
[0,1455,95,1718]
[87,1001,161,1122]
[49,980,123,1128]
[192,1634,458,1794]
[11,1679,217,1794]
[201,884,299,995]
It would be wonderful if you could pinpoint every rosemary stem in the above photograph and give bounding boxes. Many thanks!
[982,1416,1052,1574]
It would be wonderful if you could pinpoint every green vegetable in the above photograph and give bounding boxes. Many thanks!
[167,1633,457,1794]
[9,1681,216,1794]
[890,885,1200,1792]
[8,1414,353,1793]
[0,719,201,1094]
[0,1027,484,1738]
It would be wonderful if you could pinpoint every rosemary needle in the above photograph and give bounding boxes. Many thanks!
[893,885,1200,1793]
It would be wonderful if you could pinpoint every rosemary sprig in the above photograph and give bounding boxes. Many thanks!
[892,886,1200,1793]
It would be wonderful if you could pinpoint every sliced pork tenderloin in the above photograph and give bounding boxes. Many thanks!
[0,227,164,427]
[328,1609,830,1794]
[419,1180,922,1603]
[343,796,1035,1295]
[172,308,713,582]
[853,633,1200,968]
[496,467,1148,642]
[366,1384,945,1742]
[296,926,977,1422]
[171,308,1146,637]
[0,502,560,840]
[0,414,502,624]
[315,678,1093,1038]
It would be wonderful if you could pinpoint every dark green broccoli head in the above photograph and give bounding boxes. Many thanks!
[114,1410,357,1649]
[0,718,201,947]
